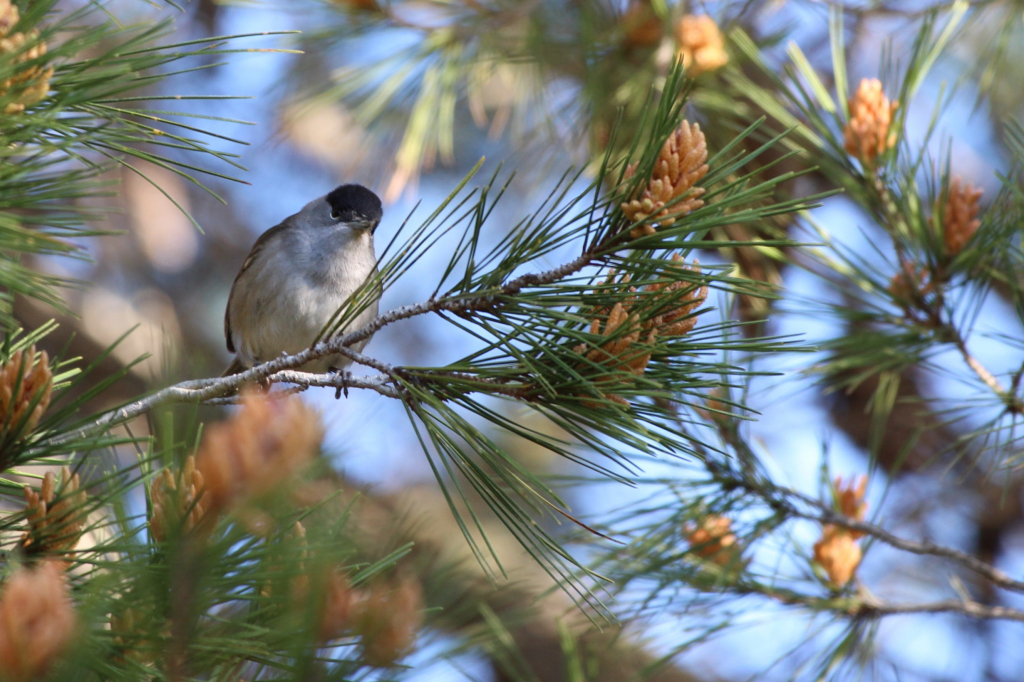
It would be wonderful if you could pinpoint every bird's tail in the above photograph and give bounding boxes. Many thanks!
[221,357,248,377]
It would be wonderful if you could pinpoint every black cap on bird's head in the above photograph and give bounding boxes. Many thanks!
[326,184,383,231]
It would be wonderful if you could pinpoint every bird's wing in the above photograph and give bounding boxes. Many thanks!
[225,222,288,354]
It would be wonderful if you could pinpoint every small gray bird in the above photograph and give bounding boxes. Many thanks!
[223,184,383,380]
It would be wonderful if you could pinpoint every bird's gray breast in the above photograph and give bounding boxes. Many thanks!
[230,226,378,371]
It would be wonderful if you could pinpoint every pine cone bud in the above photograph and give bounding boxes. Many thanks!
[574,256,706,406]
[573,271,651,408]
[644,254,708,337]
[354,575,423,667]
[812,475,869,586]
[686,514,740,566]
[22,466,87,555]
[149,455,209,542]
[0,562,77,681]
[833,475,868,540]
[813,525,862,587]
[194,391,323,512]
[674,15,728,76]
[0,345,53,441]
[843,78,898,166]
[887,259,932,302]
[621,121,709,238]
[698,387,729,422]
[0,0,18,35]
[621,0,663,48]
[576,298,649,377]
[313,570,424,665]
[0,4,53,116]
[941,176,983,256]
[317,569,356,643]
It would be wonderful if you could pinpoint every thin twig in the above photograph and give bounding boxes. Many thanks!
[751,582,1024,623]
[269,370,402,399]
[954,336,1007,396]
[856,596,1024,622]
[40,372,399,446]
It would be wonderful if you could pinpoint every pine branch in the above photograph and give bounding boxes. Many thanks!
[702,445,1024,594]
[39,248,607,447]
[42,330,1024,601]
[790,492,1024,594]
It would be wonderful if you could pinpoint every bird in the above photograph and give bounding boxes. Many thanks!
[222,184,383,389]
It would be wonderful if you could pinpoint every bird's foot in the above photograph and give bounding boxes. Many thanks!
[328,366,351,399]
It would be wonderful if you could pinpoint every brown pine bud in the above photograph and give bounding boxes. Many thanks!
[0,25,53,114]
[574,256,706,406]
[572,272,649,408]
[0,562,78,681]
[686,514,740,566]
[621,121,709,238]
[813,525,862,587]
[577,300,649,375]
[812,475,868,586]
[833,475,868,539]
[354,575,423,667]
[317,569,356,643]
[698,387,729,422]
[674,15,728,76]
[0,0,18,35]
[843,79,898,166]
[887,259,932,302]
[22,466,87,555]
[0,345,53,440]
[149,455,209,542]
[941,176,983,256]
[621,0,663,48]
[644,254,708,337]
[194,390,323,511]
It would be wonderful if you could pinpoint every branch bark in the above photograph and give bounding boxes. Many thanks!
[749,583,1024,623]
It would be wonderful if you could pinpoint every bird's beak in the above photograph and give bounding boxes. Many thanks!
[355,218,379,233]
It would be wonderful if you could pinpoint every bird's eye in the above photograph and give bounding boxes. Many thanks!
[330,209,342,221]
